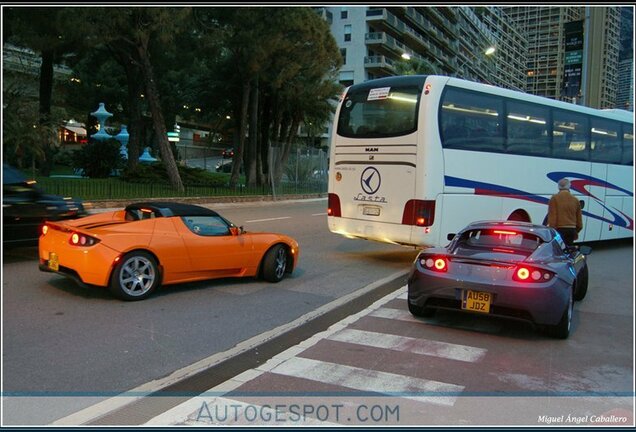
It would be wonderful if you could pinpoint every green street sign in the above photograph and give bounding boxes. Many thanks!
[565,50,583,65]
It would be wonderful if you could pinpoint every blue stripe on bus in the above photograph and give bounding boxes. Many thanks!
[444,174,633,231]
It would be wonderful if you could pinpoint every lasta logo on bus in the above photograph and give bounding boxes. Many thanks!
[354,194,387,204]
[354,167,387,203]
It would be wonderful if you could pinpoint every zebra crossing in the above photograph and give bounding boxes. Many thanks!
[145,287,494,426]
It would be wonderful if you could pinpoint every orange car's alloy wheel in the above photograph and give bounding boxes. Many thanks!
[110,251,159,301]
[262,244,287,283]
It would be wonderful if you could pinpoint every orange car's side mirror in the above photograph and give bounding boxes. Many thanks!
[229,226,244,236]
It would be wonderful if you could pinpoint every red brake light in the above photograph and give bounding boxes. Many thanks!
[494,230,517,235]
[516,267,530,280]
[513,266,553,283]
[328,193,342,217]
[434,258,447,271]
[418,255,448,273]
[402,200,435,226]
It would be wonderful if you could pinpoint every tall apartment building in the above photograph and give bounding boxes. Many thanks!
[503,6,622,109]
[616,58,634,111]
[316,6,526,91]
[502,6,584,101]
[473,7,527,91]
[615,7,633,111]
[582,7,621,109]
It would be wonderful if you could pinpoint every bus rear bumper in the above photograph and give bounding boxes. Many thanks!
[327,216,437,248]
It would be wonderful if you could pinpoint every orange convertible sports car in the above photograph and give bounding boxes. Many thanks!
[39,202,299,300]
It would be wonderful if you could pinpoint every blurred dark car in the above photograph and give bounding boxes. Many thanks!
[3,164,88,247]
[216,159,233,173]
[215,159,244,174]
[222,148,234,159]
[407,220,591,339]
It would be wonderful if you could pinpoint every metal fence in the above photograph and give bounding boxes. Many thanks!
[175,143,329,184]
[36,177,327,201]
[176,143,222,172]
[34,144,329,201]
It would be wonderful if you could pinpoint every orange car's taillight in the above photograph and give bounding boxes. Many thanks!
[69,232,100,247]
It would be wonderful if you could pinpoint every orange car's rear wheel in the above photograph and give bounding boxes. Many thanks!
[110,251,159,301]
[262,244,287,283]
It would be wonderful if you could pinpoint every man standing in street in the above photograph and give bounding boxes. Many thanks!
[547,178,583,247]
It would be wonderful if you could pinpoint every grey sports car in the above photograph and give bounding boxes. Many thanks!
[407,221,591,339]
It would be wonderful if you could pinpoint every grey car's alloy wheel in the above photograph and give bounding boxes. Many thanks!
[110,251,159,301]
[262,244,287,282]
[574,264,588,301]
[408,301,436,318]
[546,285,573,339]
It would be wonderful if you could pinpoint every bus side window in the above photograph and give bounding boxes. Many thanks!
[622,127,633,165]
[440,87,502,152]
[590,119,621,164]
[552,110,588,161]
[506,101,549,156]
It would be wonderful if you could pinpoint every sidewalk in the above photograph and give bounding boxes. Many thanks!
[134,284,632,427]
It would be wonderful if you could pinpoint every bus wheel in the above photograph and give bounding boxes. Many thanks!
[508,210,529,222]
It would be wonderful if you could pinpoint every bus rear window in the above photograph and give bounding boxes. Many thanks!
[337,85,420,138]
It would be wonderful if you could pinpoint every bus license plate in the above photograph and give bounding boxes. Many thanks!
[462,290,492,313]
[48,252,59,272]
[363,206,381,216]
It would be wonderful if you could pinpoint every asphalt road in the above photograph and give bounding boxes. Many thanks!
[2,199,633,425]
[2,198,418,424]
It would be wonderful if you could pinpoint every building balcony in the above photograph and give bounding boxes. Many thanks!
[365,8,401,34]
[365,32,407,57]
[364,55,396,74]
[403,7,457,51]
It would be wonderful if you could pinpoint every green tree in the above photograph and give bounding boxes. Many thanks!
[260,8,342,184]
[67,7,191,192]
[197,8,342,187]
[72,139,124,178]
[393,57,441,76]
[3,7,84,174]
[2,84,45,169]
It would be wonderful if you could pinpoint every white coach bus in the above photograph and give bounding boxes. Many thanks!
[327,75,633,247]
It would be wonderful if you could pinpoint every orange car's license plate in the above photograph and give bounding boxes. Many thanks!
[462,290,492,313]
[48,252,59,272]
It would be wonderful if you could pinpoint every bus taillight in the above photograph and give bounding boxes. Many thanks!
[402,200,435,226]
[328,193,342,217]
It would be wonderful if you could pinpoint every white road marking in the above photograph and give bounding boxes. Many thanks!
[370,307,422,322]
[328,328,487,363]
[53,279,409,426]
[312,213,327,216]
[269,357,463,406]
[245,217,292,223]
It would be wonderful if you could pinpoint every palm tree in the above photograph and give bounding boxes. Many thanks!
[393,57,441,76]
